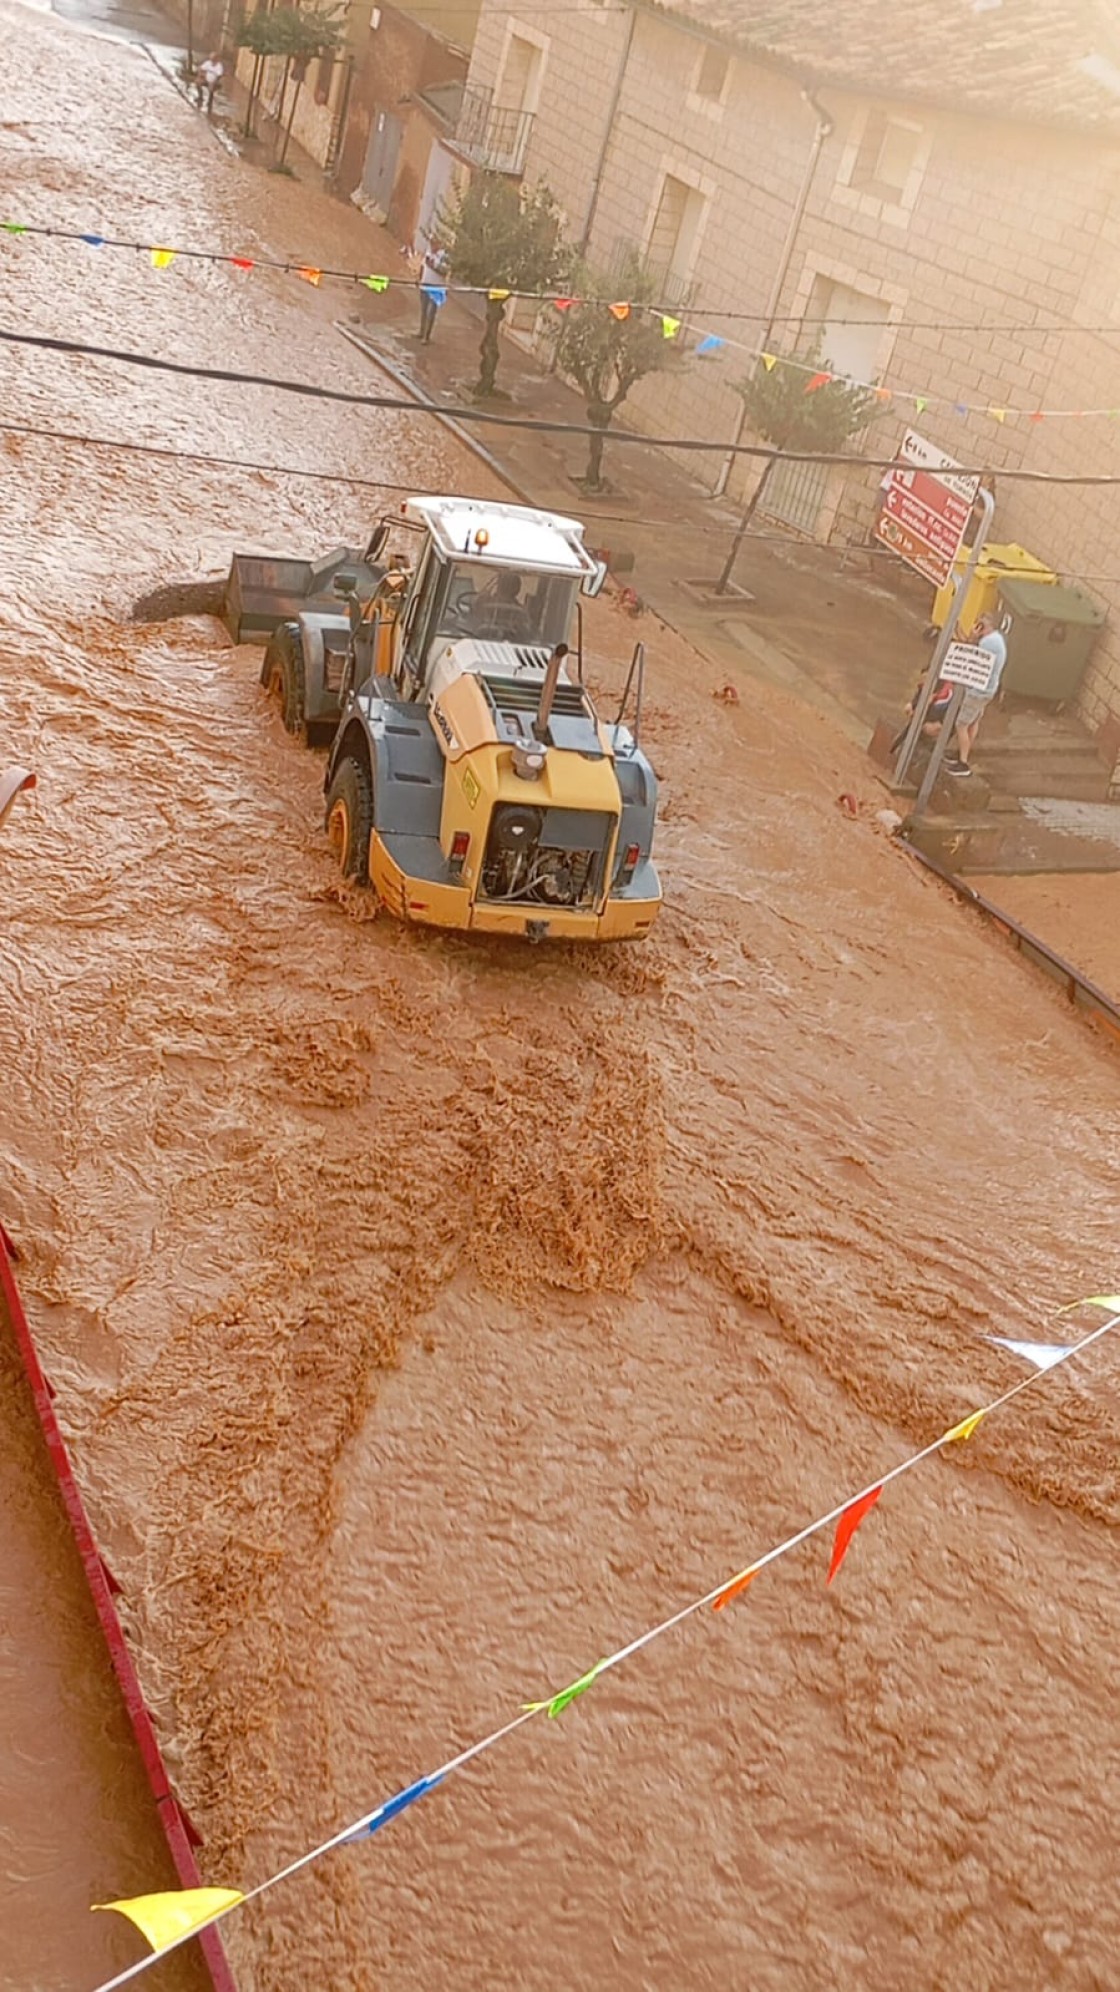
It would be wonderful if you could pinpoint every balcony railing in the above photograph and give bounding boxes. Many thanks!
[606,237,696,313]
[455,83,535,176]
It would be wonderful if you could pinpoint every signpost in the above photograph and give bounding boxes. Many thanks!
[889,448,994,796]
[876,429,979,588]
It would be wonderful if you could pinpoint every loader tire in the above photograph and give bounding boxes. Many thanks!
[325,754,373,883]
[263,624,306,736]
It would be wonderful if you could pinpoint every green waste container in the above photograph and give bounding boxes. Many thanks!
[997,577,1106,703]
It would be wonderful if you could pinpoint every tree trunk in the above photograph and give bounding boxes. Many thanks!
[277,66,300,165]
[476,296,507,398]
[584,400,611,489]
[714,455,778,595]
[243,51,263,137]
[273,55,292,152]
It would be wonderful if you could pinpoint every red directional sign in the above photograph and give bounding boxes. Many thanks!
[875,429,979,587]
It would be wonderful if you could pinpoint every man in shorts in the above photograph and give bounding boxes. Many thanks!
[946,610,1007,776]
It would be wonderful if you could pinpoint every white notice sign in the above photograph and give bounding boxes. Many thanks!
[942,641,997,694]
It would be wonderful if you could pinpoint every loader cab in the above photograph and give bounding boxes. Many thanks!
[390,497,606,700]
[396,548,579,695]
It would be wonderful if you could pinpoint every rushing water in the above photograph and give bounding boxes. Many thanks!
[3,4,1120,1987]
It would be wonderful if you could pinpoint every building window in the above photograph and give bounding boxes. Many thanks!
[849,109,922,200]
[803,275,891,384]
[497,31,545,115]
[692,41,729,101]
[646,172,707,301]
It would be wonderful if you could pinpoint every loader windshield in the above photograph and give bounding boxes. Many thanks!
[437,563,576,649]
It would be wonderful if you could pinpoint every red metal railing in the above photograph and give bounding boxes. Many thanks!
[0,1222,237,1992]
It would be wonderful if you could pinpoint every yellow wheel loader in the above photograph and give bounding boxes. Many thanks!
[224,497,661,943]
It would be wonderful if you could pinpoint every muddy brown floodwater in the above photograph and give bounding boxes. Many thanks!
[3,5,1120,1989]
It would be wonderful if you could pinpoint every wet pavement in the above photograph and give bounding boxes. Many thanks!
[4,3,1120,1989]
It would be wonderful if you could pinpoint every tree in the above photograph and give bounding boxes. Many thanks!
[714,339,877,593]
[550,256,683,490]
[440,173,568,399]
[238,5,344,164]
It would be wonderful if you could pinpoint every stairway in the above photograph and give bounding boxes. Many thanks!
[971,703,1114,803]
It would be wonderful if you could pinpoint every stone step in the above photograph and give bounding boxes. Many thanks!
[973,759,1112,802]
[908,799,1120,875]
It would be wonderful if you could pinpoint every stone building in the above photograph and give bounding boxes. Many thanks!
[461,0,1120,732]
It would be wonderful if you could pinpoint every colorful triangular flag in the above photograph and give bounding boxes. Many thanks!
[760,351,778,371]
[712,1566,759,1612]
[987,1337,1070,1372]
[81,233,105,247]
[953,402,969,417]
[296,265,322,287]
[608,301,631,321]
[1,221,27,236]
[525,1659,605,1718]
[93,1888,243,1952]
[873,385,892,404]
[488,287,511,302]
[805,370,832,393]
[661,314,681,339]
[343,1773,443,1842]
[989,406,1007,424]
[827,1485,882,1585]
[943,1410,985,1445]
[361,272,389,292]
[695,334,724,357]
[150,247,176,269]
[1028,411,1045,423]
[231,255,255,271]
[1082,1294,1120,1311]
[915,395,928,415]
[552,295,574,312]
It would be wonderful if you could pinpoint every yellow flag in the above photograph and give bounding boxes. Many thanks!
[760,351,777,371]
[943,1410,985,1445]
[1083,1294,1120,1311]
[661,315,681,339]
[989,406,1008,423]
[488,287,510,301]
[94,1887,244,1951]
[150,248,176,269]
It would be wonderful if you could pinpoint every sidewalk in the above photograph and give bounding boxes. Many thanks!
[337,274,933,748]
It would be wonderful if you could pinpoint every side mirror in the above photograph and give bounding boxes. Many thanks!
[582,560,608,599]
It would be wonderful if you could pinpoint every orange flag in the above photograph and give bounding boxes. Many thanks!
[827,1485,882,1585]
[297,265,322,287]
[712,1567,758,1612]
[608,301,631,321]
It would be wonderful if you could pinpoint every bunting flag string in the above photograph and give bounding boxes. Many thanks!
[84,1297,1120,1992]
[4,216,1120,421]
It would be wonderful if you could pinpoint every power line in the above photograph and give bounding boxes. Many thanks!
[3,221,1119,335]
[8,324,1120,484]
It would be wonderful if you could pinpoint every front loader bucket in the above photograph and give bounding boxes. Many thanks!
[224,545,375,643]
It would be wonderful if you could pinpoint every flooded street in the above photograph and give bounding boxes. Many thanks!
[3,4,1120,1987]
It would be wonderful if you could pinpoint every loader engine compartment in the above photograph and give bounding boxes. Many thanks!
[481,804,613,907]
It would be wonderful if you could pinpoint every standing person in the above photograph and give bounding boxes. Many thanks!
[417,243,448,345]
[194,51,223,113]
[946,609,1008,775]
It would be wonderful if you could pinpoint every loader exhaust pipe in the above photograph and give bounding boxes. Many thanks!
[534,643,569,741]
